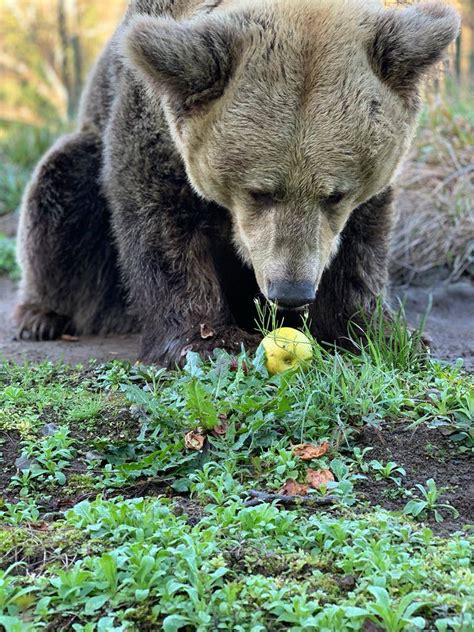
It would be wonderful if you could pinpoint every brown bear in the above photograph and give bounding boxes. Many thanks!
[15,0,460,366]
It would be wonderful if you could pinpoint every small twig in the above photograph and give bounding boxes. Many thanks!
[244,490,338,508]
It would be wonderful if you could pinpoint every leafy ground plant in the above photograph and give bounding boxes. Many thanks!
[369,459,406,486]
[0,310,472,630]
[404,478,460,523]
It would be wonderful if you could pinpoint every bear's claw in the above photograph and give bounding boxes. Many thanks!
[15,305,73,341]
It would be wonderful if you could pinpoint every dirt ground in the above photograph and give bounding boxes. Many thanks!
[392,281,474,370]
[0,275,472,368]
[356,423,473,535]
[0,278,140,365]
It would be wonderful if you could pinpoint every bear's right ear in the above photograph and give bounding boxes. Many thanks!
[369,2,460,102]
[121,15,239,109]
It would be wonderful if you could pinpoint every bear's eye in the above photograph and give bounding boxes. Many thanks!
[247,190,276,207]
[324,191,346,206]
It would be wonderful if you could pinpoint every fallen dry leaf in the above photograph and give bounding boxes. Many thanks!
[306,469,335,488]
[200,323,215,339]
[293,441,330,460]
[30,521,50,531]
[60,334,80,342]
[278,479,309,496]
[229,357,250,374]
[184,431,205,451]
[212,420,228,436]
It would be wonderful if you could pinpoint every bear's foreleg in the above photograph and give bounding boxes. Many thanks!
[16,131,133,340]
[110,203,258,366]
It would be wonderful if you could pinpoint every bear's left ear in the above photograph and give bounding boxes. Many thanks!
[369,2,460,99]
[121,14,240,110]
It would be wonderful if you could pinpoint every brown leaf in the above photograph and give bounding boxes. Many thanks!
[228,358,249,374]
[278,479,309,496]
[60,334,80,342]
[200,323,216,339]
[212,420,228,436]
[31,521,50,531]
[184,431,205,451]
[306,469,335,488]
[293,442,330,460]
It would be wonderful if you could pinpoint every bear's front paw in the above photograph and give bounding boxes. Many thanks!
[139,325,261,368]
[15,304,73,341]
[190,325,262,357]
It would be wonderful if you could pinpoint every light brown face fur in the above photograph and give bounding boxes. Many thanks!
[125,0,460,301]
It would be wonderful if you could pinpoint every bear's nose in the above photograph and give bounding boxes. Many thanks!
[267,280,316,309]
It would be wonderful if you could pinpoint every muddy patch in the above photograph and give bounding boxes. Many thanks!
[356,423,473,535]
[392,281,474,370]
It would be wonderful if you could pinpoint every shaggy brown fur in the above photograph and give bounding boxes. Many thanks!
[16,0,460,366]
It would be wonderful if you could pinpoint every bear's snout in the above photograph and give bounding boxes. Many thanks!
[267,280,316,310]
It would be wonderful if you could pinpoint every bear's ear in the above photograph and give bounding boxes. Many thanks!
[122,14,239,108]
[369,2,460,99]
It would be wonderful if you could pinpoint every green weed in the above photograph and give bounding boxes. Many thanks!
[404,479,460,523]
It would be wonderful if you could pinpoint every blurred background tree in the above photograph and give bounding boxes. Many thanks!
[0,0,125,216]
[0,0,126,126]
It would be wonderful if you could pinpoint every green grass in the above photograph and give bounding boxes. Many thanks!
[0,317,472,630]
[0,122,63,216]
[0,163,29,217]
[0,234,19,279]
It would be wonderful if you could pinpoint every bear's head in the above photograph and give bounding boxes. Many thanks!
[123,0,460,309]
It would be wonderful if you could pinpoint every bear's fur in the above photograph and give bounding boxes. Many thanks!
[16,0,460,366]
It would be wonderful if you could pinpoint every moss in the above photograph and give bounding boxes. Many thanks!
[63,473,98,497]
[67,393,139,445]
[0,409,37,436]
[225,545,344,599]
[66,396,108,423]
[120,601,163,632]
[0,523,86,570]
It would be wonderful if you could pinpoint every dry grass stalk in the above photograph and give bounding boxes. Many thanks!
[391,98,474,284]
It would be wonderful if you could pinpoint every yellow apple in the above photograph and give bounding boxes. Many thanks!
[261,327,313,375]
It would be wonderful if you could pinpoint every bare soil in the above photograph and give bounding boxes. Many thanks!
[0,429,21,498]
[356,423,473,535]
[0,278,139,365]
[392,281,474,370]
